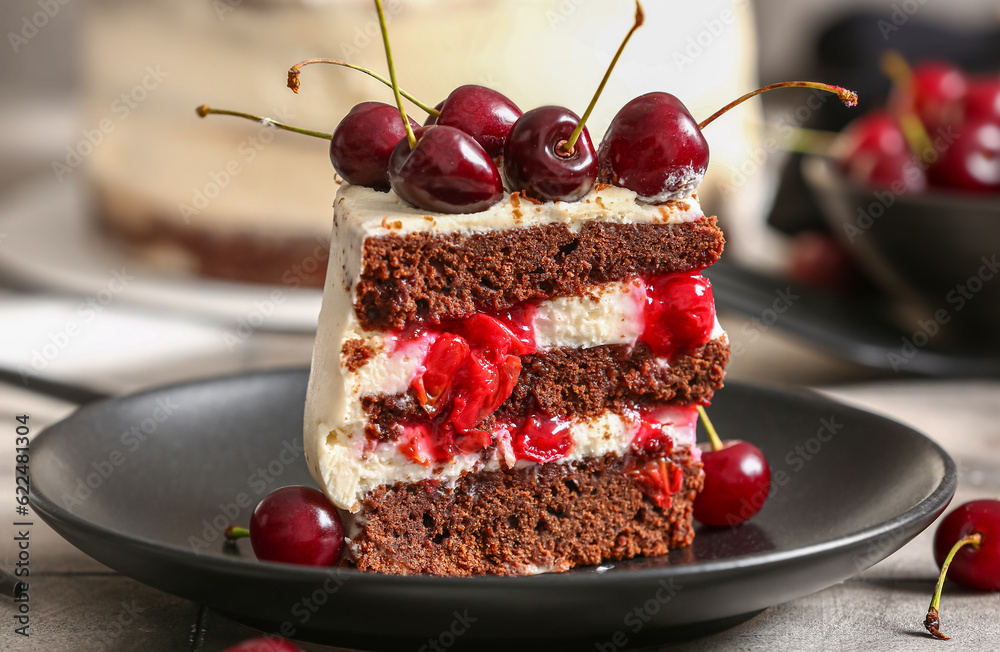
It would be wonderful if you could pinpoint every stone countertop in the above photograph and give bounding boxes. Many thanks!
[2,310,999,651]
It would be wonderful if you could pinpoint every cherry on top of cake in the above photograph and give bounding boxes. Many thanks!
[196,0,857,216]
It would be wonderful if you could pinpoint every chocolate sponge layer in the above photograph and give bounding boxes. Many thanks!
[347,449,703,576]
[354,217,724,331]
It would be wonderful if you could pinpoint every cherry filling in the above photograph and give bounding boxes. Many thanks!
[391,272,715,467]
[639,272,716,358]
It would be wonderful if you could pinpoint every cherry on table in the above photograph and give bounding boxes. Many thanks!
[226,485,344,567]
[692,406,771,527]
[923,499,1000,640]
[388,125,504,214]
[434,85,522,158]
[329,101,419,190]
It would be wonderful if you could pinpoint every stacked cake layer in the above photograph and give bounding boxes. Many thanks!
[304,183,729,575]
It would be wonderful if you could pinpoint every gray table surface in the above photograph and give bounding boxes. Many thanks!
[1,310,999,651]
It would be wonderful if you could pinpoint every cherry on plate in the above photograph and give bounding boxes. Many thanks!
[692,406,771,527]
[229,485,344,567]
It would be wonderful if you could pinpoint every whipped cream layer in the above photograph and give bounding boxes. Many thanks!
[313,406,698,512]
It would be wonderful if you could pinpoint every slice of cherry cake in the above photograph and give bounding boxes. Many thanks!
[303,182,728,576]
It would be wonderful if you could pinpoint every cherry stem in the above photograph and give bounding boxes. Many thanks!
[924,531,983,641]
[286,58,440,116]
[697,82,859,131]
[373,0,415,149]
[195,105,332,140]
[563,0,644,154]
[225,525,250,540]
[696,405,723,452]
[880,50,935,162]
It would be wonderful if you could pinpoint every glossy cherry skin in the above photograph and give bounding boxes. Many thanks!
[435,85,522,159]
[222,637,303,652]
[933,499,1000,591]
[329,102,418,191]
[388,125,504,214]
[503,106,598,202]
[598,92,709,202]
[964,77,1000,122]
[693,440,771,526]
[928,117,1000,192]
[248,486,344,566]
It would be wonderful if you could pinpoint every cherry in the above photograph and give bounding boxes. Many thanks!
[964,77,1000,122]
[411,333,469,416]
[504,106,598,202]
[424,100,446,126]
[835,112,927,190]
[927,116,1000,193]
[598,92,708,202]
[226,486,344,567]
[923,499,1000,640]
[639,272,716,358]
[222,637,303,652]
[837,112,908,162]
[329,102,418,190]
[628,457,684,510]
[896,60,968,132]
[513,414,573,463]
[387,125,504,213]
[434,85,522,159]
[631,416,675,458]
[788,231,863,292]
[692,406,770,527]
[601,81,857,202]
[504,2,643,202]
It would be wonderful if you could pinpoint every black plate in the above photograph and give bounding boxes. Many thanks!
[706,258,1000,377]
[30,369,955,650]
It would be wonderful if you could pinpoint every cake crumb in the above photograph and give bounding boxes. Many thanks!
[381,217,403,230]
[520,191,542,205]
[509,192,524,221]
[341,338,381,372]
[594,182,612,192]
[595,197,606,209]
[423,216,435,224]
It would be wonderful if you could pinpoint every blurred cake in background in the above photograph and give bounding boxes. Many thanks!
[83,0,763,287]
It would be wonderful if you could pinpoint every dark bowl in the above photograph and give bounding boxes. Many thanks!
[803,155,1000,344]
